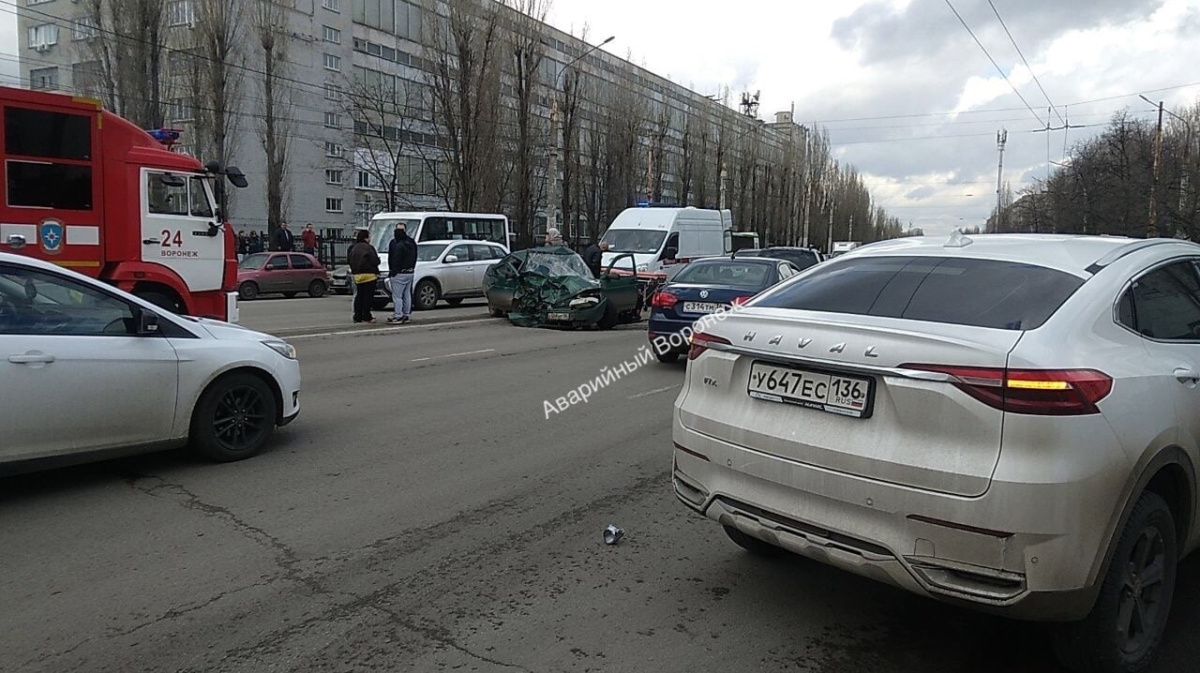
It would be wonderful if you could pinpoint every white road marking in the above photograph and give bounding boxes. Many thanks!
[627,384,682,400]
[411,348,496,362]
[286,317,494,340]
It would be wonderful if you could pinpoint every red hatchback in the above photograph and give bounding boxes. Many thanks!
[237,252,330,300]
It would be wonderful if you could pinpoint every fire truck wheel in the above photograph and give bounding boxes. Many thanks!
[191,372,277,462]
[307,280,328,298]
[239,281,260,301]
[137,290,182,314]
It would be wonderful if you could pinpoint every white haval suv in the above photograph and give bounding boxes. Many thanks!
[673,234,1200,673]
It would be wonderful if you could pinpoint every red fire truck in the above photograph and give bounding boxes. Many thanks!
[0,86,247,321]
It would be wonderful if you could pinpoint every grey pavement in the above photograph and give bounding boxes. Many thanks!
[2,320,1197,673]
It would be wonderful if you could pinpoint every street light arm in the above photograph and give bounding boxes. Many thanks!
[558,36,615,86]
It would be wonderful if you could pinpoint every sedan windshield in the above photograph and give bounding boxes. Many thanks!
[524,251,591,277]
[418,244,449,262]
[239,253,269,270]
[601,229,666,254]
[673,261,770,287]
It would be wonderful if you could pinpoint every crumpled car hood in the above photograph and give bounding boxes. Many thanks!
[508,271,601,326]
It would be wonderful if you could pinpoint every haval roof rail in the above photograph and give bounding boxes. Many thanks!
[1085,239,1185,274]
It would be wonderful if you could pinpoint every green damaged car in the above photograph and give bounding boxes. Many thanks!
[483,246,649,329]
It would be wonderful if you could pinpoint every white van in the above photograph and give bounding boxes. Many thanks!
[600,207,733,273]
[367,212,511,259]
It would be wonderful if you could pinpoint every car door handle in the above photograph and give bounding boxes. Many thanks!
[1174,368,1200,384]
[8,353,55,364]
[143,238,161,245]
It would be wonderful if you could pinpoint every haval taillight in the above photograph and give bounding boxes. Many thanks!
[688,331,731,361]
[903,365,1113,416]
[651,291,678,309]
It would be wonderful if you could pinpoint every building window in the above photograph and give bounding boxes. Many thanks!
[325,169,344,185]
[322,0,341,11]
[322,25,341,44]
[28,24,59,50]
[324,82,343,101]
[72,17,98,41]
[324,141,344,158]
[167,0,195,27]
[323,53,341,71]
[169,98,194,122]
[28,67,58,90]
[326,197,344,213]
[352,0,421,41]
[324,112,341,129]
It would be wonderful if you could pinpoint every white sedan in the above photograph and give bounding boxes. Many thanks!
[0,252,300,473]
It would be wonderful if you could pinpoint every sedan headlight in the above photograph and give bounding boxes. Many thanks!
[637,264,649,272]
[262,340,297,360]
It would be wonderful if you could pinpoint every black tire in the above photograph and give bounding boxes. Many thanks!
[1053,491,1177,673]
[415,279,440,311]
[596,300,619,330]
[446,298,464,307]
[136,290,182,314]
[724,525,782,557]
[190,373,278,462]
[238,281,259,301]
[655,349,680,364]
[282,291,298,299]
[308,280,328,298]
[489,303,505,318]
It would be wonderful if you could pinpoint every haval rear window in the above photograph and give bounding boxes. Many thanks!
[756,256,1084,330]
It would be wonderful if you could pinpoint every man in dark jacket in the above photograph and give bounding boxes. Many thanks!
[347,228,381,324]
[387,224,419,323]
[583,241,608,278]
[274,222,295,252]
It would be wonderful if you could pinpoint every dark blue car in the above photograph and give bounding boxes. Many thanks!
[648,257,799,363]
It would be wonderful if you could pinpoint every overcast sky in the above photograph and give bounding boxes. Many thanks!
[550,0,1200,235]
[2,1,1197,235]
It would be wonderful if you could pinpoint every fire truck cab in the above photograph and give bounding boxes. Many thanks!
[0,87,246,322]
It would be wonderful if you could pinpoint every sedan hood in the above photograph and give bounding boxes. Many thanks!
[184,316,279,343]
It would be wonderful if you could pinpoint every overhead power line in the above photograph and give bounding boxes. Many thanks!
[942,0,1045,127]
[985,0,1064,125]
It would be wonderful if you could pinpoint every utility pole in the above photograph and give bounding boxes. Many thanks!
[1148,100,1164,238]
[995,129,1007,231]
[1142,95,1192,238]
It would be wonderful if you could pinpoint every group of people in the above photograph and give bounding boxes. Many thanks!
[346,224,417,325]
[236,223,321,259]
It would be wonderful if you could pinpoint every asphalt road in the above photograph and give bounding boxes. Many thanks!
[3,320,1197,673]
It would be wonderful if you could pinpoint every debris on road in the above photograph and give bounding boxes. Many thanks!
[604,524,625,545]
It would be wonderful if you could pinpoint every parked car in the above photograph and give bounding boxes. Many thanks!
[329,265,352,295]
[370,240,509,311]
[733,246,824,271]
[648,256,798,363]
[673,234,1200,673]
[0,252,300,473]
[483,246,644,329]
[238,252,329,300]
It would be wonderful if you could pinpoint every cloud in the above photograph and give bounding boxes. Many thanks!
[905,186,937,200]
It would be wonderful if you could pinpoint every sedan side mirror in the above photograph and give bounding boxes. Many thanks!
[138,310,160,335]
[444,254,459,263]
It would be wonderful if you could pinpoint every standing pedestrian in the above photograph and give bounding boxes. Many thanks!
[237,230,250,261]
[387,223,418,324]
[347,229,380,324]
[301,223,318,256]
[274,222,295,252]
[583,240,608,278]
[544,228,563,246]
[249,231,264,254]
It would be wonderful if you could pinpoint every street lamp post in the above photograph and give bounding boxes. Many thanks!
[1141,95,1193,239]
[546,35,614,245]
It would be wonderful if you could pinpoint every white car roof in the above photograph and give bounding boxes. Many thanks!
[839,234,1200,277]
[418,239,503,247]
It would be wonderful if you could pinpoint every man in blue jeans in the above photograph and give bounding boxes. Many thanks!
[387,223,418,323]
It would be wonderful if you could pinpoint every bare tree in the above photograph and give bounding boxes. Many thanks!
[506,0,550,247]
[193,0,244,216]
[346,67,419,213]
[423,0,505,212]
[82,0,168,126]
[254,0,292,241]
